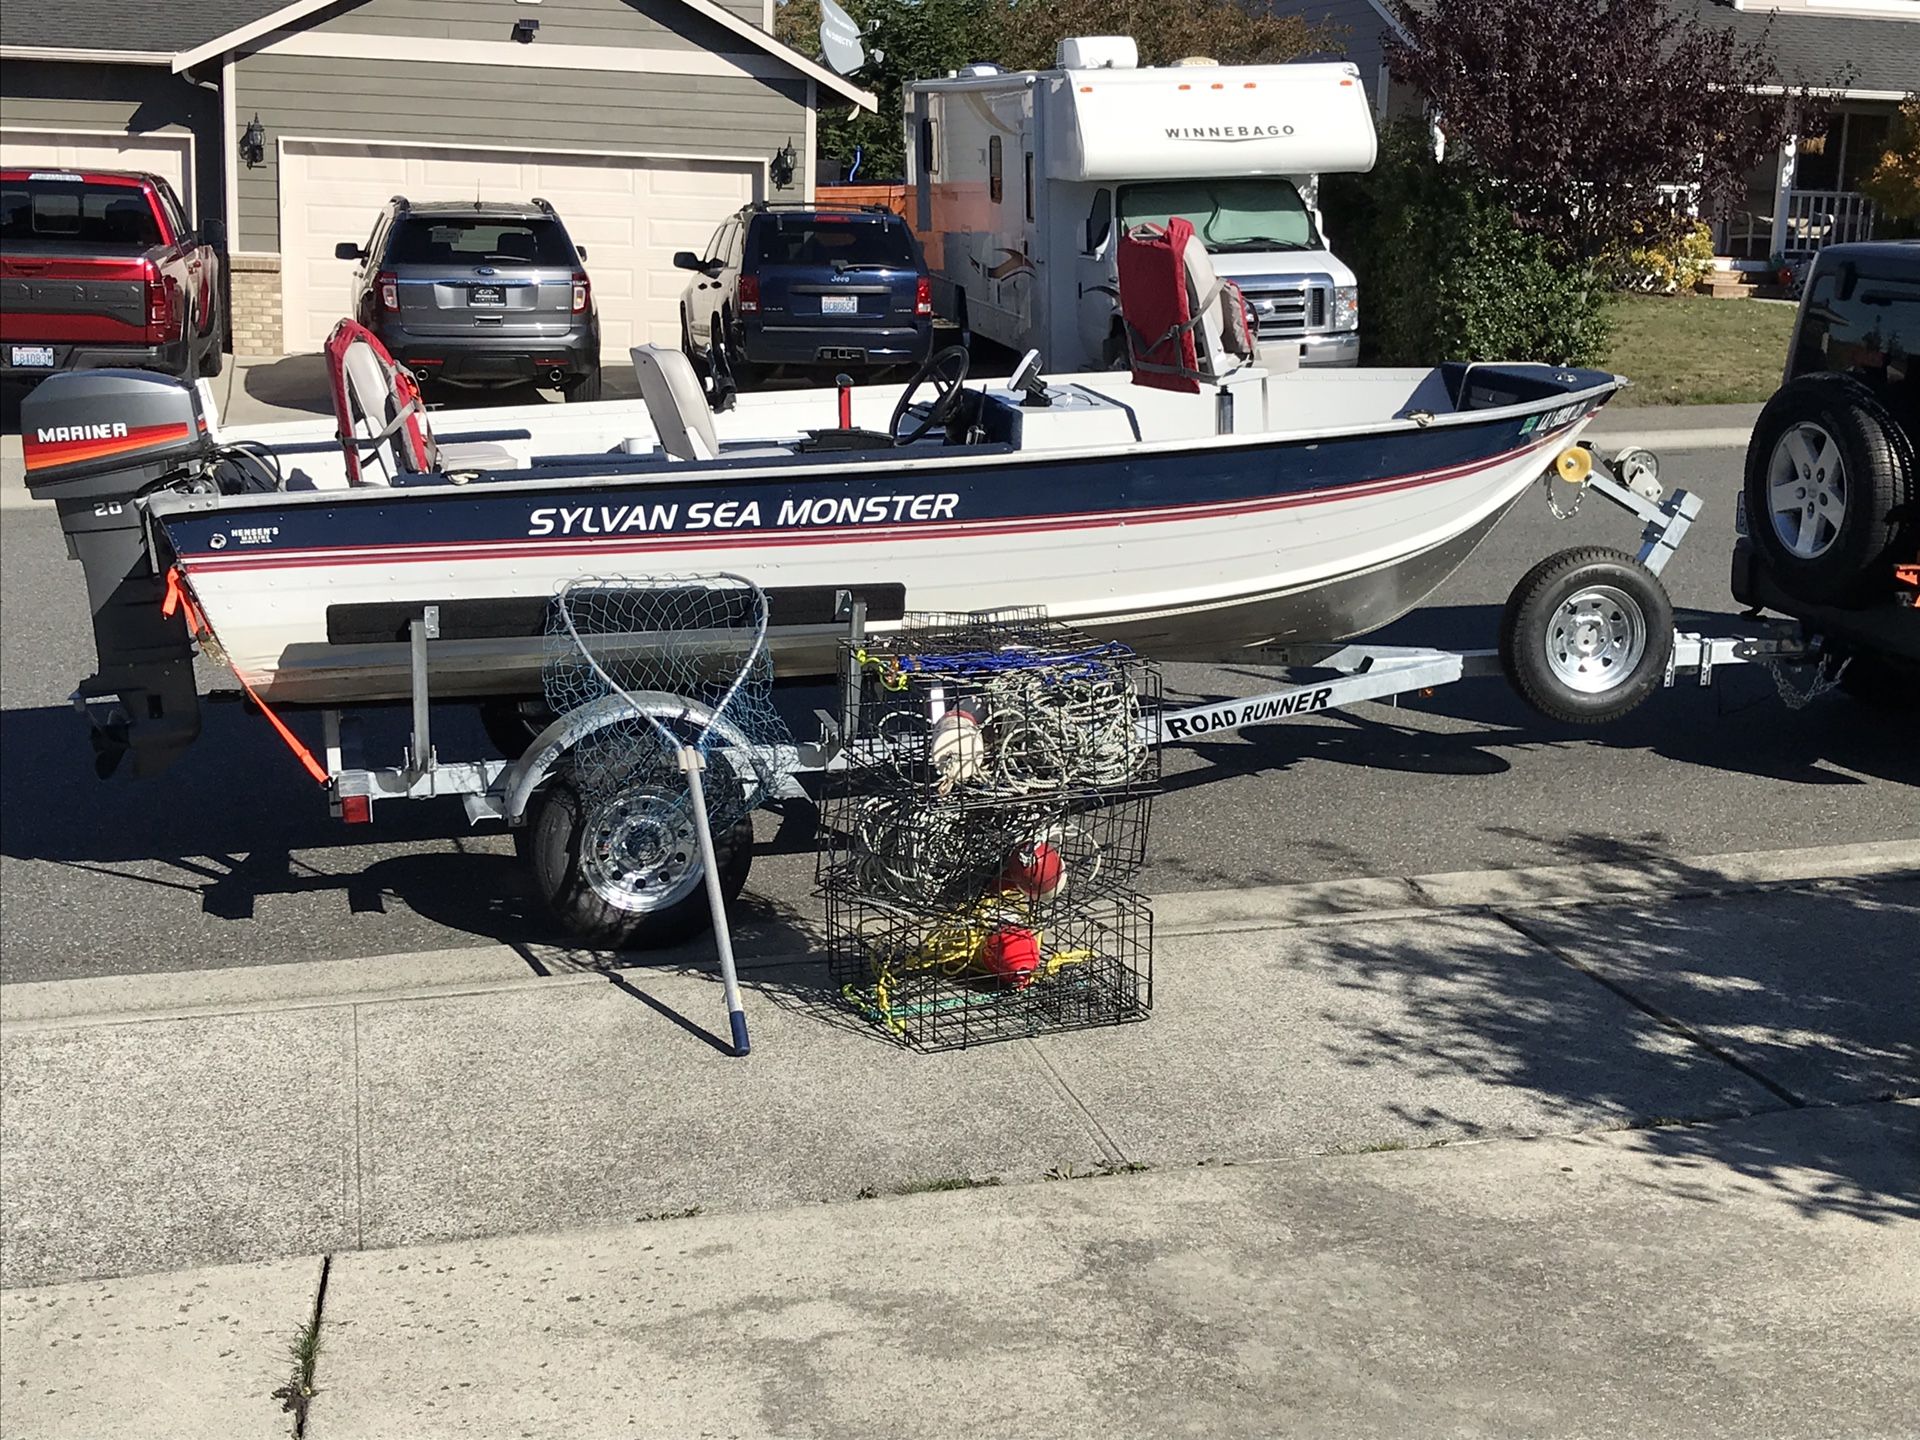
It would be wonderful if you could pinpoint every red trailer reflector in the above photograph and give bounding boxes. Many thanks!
[340,794,372,824]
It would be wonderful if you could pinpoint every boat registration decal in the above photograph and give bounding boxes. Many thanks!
[1521,402,1590,435]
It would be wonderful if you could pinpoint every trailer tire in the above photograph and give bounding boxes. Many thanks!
[1501,547,1673,726]
[525,770,754,948]
[1742,375,1911,605]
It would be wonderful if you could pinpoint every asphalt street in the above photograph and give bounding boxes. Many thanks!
[2,407,1915,983]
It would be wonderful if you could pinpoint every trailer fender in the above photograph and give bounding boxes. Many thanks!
[500,690,766,824]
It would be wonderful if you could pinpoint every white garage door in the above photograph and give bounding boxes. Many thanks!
[279,140,760,355]
[0,128,194,215]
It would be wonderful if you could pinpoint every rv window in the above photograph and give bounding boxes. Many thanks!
[1024,153,1034,223]
[989,136,1003,206]
[1117,177,1321,254]
[1084,189,1112,254]
[918,118,937,176]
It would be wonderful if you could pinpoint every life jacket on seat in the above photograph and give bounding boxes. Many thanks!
[1116,217,1257,394]
[325,318,437,486]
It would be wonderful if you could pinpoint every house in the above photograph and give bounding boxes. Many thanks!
[0,0,875,357]
[1270,0,1919,268]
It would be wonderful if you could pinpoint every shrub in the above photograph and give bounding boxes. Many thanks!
[1323,123,1611,367]
[1609,220,1716,295]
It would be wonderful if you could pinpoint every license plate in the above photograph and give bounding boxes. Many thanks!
[821,294,858,315]
[9,345,55,368]
[468,284,506,307]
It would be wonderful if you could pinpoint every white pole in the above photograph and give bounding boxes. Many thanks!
[678,745,749,1056]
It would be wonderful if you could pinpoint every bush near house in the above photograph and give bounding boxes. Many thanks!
[1323,123,1611,368]
[1609,221,1716,296]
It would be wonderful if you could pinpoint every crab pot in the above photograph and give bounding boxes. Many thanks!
[823,884,1153,1051]
[816,785,1151,914]
[836,610,1163,802]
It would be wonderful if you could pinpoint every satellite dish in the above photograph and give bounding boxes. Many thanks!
[818,0,866,77]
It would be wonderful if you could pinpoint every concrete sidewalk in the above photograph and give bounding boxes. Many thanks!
[4,1100,1914,1439]
[3,842,1913,1294]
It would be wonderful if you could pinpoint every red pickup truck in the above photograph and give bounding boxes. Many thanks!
[1,168,225,382]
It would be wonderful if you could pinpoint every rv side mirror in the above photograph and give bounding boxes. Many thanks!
[672,250,702,271]
[335,242,365,261]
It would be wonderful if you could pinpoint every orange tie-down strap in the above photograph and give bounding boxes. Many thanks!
[163,566,329,785]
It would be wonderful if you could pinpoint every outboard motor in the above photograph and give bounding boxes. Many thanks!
[22,370,216,778]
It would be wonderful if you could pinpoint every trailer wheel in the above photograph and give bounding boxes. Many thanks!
[525,770,754,948]
[1501,547,1674,726]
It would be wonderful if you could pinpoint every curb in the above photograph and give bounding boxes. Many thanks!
[1152,838,1920,936]
[5,840,1911,1030]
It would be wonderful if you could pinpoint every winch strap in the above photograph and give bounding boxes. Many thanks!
[163,565,328,786]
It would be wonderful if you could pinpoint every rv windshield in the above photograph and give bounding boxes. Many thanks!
[1116,178,1320,254]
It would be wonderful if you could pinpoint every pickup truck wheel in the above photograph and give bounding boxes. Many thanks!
[563,366,603,403]
[525,771,753,948]
[680,311,708,380]
[196,305,226,378]
[1743,375,1910,605]
[1501,547,1673,726]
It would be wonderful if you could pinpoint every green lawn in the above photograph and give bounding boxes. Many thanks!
[1602,292,1796,407]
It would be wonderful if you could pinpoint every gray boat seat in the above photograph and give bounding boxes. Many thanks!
[436,438,526,472]
[630,344,792,463]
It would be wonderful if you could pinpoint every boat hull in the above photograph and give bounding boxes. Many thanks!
[150,380,1611,707]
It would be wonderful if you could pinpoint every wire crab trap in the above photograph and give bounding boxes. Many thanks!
[824,887,1153,1051]
[819,608,1158,1047]
[838,608,1163,800]
[816,786,1151,915]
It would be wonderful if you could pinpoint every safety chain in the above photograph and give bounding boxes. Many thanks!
[1761,653,1851,711]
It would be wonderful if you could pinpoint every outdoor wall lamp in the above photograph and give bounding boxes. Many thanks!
[771,139,797,190]
[512,17,540,41]
[239,114,266,168]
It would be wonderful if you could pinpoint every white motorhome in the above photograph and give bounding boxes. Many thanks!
[906,37,1377,370]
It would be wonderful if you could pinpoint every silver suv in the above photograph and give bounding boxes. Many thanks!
[336,197,602,401]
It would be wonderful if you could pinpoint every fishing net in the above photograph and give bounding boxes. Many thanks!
[542,575,792,833]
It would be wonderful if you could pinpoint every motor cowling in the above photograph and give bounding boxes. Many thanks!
[21,371,215,779]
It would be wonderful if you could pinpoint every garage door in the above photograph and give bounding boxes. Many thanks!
[0,128,194,215]
[279,140,760,355]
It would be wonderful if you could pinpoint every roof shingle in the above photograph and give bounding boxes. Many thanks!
[1,1,295,55]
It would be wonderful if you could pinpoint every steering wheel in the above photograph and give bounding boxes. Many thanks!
[890,344,971,445]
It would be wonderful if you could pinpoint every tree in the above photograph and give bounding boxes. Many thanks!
[776,0,1330,181]
[1384,0,1814,262]
[1860,96,1920,224]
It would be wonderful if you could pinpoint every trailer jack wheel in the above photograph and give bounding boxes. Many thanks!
[525,772,754,948]
[1501,547,1674,726]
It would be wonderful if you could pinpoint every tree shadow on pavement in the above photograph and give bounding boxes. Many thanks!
[1289,834,1917,1226]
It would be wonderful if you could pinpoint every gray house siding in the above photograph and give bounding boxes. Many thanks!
[1269,0,1409,113]
[0,60,225,228]
[230,52,809,250]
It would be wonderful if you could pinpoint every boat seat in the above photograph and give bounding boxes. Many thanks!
[630,344,793,463]
[436,439,525,472]
[1117,218,1257,393]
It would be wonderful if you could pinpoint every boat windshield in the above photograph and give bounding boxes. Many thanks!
[1116,178,1321,254]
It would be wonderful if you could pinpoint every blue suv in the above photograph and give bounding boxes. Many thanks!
[675,202,932,387]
